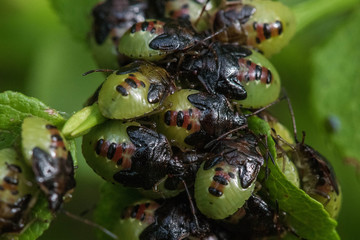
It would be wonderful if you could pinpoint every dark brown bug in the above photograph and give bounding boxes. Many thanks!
[223,195,290,239]
[212,0,296,57]
[22,117,76,212]
[92,0,148,45]
[286,97,342,218]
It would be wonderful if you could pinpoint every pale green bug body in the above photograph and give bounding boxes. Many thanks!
[82,121,140,184]
[154,89,201,151]
[233,50,281,109]
[114,200,160,240]
[118,20,169,61]
[0,148,37,234]
[195,161,255,220]
[98,62,171,120]
[21,116,75,212]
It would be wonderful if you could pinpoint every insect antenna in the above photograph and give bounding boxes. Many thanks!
[244,95,287,118]
[61,209,119,239]
[180,178,200,230]
[204,124,248,149]
[193,0,210,28]
[82,69,115,76]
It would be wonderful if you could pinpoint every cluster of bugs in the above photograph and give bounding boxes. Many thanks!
[77,0,342,239]
[0,0,342,238]
[0,117,76,235]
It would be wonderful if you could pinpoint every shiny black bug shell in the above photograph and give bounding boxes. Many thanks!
[180,43,252,100]
[155,89,247,150]
[224,195,288,239]
[139,193,211,240]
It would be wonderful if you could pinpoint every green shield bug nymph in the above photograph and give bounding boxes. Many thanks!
[214,0,296,57]
[232,49,281,109]
[97,61,173,120]
[114,200,160,240]
[0,148,36,234]
[82,121,141,185]
[285,100,342,219]
[194,134,264,219]
[118,18,203,61]
[21,116,76,212]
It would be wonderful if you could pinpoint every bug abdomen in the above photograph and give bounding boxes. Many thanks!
[95,139,135,170]
[252,21,283,44]
[163,108,201,133]
[238,58,272,84]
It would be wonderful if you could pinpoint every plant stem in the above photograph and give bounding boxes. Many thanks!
[293,0,360,33]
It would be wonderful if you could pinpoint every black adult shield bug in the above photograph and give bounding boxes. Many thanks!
[154,89,247,150]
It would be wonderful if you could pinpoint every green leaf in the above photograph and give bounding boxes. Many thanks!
[247,116,339,240]
[292,0,359,33]
[0,91,64,149]
[312,9,360,162]
[49,0,100,42]
[0,91,77,239]
[93,182,143,240]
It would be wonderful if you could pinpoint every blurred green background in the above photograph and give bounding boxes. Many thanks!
[0,0,359,239]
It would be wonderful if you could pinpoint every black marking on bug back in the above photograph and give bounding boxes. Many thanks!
[125,78,138,88]
[107,143,117,159]
[141,21,149,31]
[4,176,18,185]
[131,204,140,218]
[213,175,228,185]
[275,20,283,35]
[263,23,271,39]
[209,187,223,197]
[116,85,129,96]
[164,111,171,125]
[255,65,262,80]
[51,134,63,142]
[95,139,104,155]
[266,70,272,84]
[147,83,166,103]
[176,111,184,127]
[130,24,137,33]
